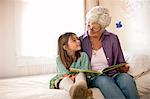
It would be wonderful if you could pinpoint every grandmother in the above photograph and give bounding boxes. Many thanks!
[80,6,140,99]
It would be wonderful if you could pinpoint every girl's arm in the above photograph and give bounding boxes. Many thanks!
[80,52,90,70]
[56,57,70,75]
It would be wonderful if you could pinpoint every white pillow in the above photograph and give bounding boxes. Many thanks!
[135,70,150,96]
[124,52,150,96]
[90,88,104,99]
[123,52,150,78]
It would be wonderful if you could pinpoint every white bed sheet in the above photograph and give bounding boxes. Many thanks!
[0,74,70,99]
[0,73,149,99]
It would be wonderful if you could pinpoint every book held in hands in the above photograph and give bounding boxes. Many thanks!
[70,63,127,75]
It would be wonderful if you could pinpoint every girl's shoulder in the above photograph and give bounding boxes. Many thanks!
[80,52,88,58]
[56,56,60,61]
[56,56,62,63]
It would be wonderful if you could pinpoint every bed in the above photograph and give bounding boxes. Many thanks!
[0,73,105,99]
[0,74,70,99]
[0,72,150,99]
[0,52,150,99]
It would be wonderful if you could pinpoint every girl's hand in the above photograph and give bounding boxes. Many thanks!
[63,74,70,78]
[117,64,130,73]
[70,75,76,81]
[63,74,76,82]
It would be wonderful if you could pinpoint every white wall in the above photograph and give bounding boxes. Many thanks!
[100,0,150,54]
[0,0,55,78]
[1,0,150,78]
[0,0,16,78]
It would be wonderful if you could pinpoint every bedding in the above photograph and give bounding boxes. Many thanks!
[0,74,104,99]
[0,52,150,99]
[0,74,70,99]
[0,72,149,99]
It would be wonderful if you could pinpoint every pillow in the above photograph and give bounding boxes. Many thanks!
[135,70,150,96]
[123,52,150,78]
[90,88,104,99]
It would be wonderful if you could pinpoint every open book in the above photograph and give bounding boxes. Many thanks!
[70,63,127,75]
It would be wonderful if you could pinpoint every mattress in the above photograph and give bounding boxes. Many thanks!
[0,73,149,99]
[0,74,70,99]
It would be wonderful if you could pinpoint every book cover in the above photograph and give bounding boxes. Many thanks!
[70,63,127,74]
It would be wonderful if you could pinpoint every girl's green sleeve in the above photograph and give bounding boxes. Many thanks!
[56,57,69,75]
[80,52,89,70]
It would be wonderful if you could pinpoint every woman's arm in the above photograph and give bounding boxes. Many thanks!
[113,35,129,72]
[113,35,126,64]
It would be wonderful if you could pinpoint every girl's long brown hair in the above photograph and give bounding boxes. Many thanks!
[58,32,80,70]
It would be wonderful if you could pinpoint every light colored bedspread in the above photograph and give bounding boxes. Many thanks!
[0,73,149,99]
[0,74,70,99]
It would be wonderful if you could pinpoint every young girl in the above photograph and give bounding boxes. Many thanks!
[50,32,93,99]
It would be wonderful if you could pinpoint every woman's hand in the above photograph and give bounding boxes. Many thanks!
[117,64,130,73]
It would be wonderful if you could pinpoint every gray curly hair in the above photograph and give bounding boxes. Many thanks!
[86,6,111,28]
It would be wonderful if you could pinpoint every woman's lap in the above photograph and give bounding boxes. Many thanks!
[89,73,139,99]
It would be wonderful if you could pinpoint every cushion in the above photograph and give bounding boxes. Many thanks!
[123,52,150,77]
[135,70,150,96]
[124,52,150,97]
[90,88,104,99]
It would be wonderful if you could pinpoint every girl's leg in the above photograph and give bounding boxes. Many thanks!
[59,72,87,91]
[59,77,74,91]
[75,72,87,85]
[70,72,93,99]
[90,75,126,99]
[115,73,140,99]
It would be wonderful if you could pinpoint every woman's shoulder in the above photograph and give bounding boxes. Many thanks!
[104,30,119,39]
[104,30,117,37]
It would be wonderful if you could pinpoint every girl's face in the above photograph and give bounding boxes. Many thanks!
[65,35,81,52]
[87,22,101,37]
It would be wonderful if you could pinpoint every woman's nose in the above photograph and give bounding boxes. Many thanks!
[90,27,94,31]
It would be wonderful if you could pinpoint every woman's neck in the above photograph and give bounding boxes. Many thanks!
[91,28,105,40]
[90,32,103,50]
[90,33,103,41]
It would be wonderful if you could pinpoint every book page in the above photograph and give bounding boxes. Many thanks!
[70,63,127,74]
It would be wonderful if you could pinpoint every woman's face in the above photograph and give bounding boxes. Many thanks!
[87,22,101,37]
